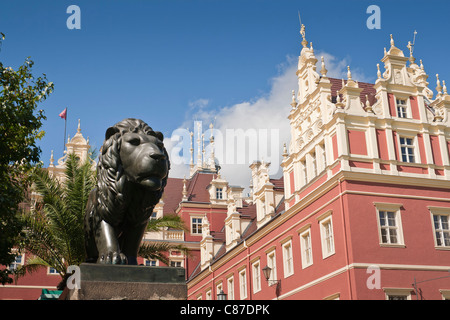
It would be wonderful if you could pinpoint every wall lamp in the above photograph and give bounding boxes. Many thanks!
[262,265,281,288]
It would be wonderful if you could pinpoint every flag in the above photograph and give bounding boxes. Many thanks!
[59,108,67,120]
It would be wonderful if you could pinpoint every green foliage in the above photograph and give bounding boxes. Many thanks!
[16,154,96,286]
[0,33,54,285]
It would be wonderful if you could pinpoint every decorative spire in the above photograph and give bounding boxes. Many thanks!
[390,34,395,47]
[376,63,381,79]
[320,56,328,77]
[335,91,344,109]
[365,95,373,113]
[347,66,352,81]
[282,143,288,159]
[290,90,297,108]
[436,74,443,95]
[443,80,448,95]
[77,119,81,133]
[49,150,54,166]
[182,176,188,201]
[300,24,308,48]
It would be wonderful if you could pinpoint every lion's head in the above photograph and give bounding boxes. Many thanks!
[95,118,170,225]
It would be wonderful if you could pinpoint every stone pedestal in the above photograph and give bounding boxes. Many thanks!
[65,263,187,300]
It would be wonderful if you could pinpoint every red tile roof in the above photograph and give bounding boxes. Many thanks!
[329,77,377,107]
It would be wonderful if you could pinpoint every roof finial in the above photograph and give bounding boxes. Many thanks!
[291,90,297,108]
[182,176,188,201]
[443,80,448,95]
[390,34,395,47]
[347,66,352,81]
[376,63,381,79]
[77,119,81,133]
[282,143,288,159]
[50,150,54,166]
[300,24,308,48]
[436,74,443,95]
[320,56,328,77]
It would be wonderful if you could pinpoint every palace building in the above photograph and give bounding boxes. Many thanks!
[185,26,450,300]
[2,24,450,300]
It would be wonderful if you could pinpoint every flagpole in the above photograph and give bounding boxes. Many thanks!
[63,108,67,152]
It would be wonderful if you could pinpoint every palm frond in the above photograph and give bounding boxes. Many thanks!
[138,241,191,266]
[146,214,187,232]
[17,153,95,281]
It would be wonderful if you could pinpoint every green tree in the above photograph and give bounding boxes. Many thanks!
[16,153,95,288]
[0,33,54,285]
[138,215,189,265]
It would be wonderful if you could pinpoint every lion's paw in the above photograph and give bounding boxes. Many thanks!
[99,252,128,265]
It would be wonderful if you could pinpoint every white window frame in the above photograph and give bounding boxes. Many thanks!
[239,268,248,300]
[216,187,223,199]
[374,203,405,247]
[396,98,410,119]
[300,228,313,268]
[191,216,203,235]
[227,275,235,300]
[216,282,223,297]
[266,249,278,286]
[144,258,158,267]
[397,134,420,164]
[384,288,412,300]
[252,260,261,293]
[8,252,24,271]
[318,211,335,259]
[428,206,450,249]
[301,158,308,185]
[281,239,294,278]
[205,289,212,300]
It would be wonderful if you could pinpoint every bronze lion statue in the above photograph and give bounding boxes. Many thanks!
[84,118,170,265]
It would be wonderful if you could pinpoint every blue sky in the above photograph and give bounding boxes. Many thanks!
[1,0,450,186]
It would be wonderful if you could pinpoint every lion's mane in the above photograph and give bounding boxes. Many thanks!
[95,118,170,227]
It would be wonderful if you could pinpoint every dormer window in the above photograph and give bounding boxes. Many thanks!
[216,188,223,199]
[396,99,408,118]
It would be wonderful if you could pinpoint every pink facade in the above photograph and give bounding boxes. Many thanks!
[186,29,450,300]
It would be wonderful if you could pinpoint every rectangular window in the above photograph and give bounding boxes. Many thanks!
[320,215,335,258]
[384,288,412,300]
[311,152,317,177]
[145,259,157,266]
[300,229,313,268]
[227,276,234,300]
[433,214,450,247]
[252,261,261,293]
[170,260,182,267]
[191,217,203,234]
[301,159,307,184]
[266,250,277,285]
[8,254,23,271]
[375,203,404,246]
[216,188,223,199]
[399,136,415,163]
[396,99,408,118]
[216,283,223,297]
[282,241,294,277]
[379,211,399,244]
[239,269,247,300]
[320,143,327,171]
